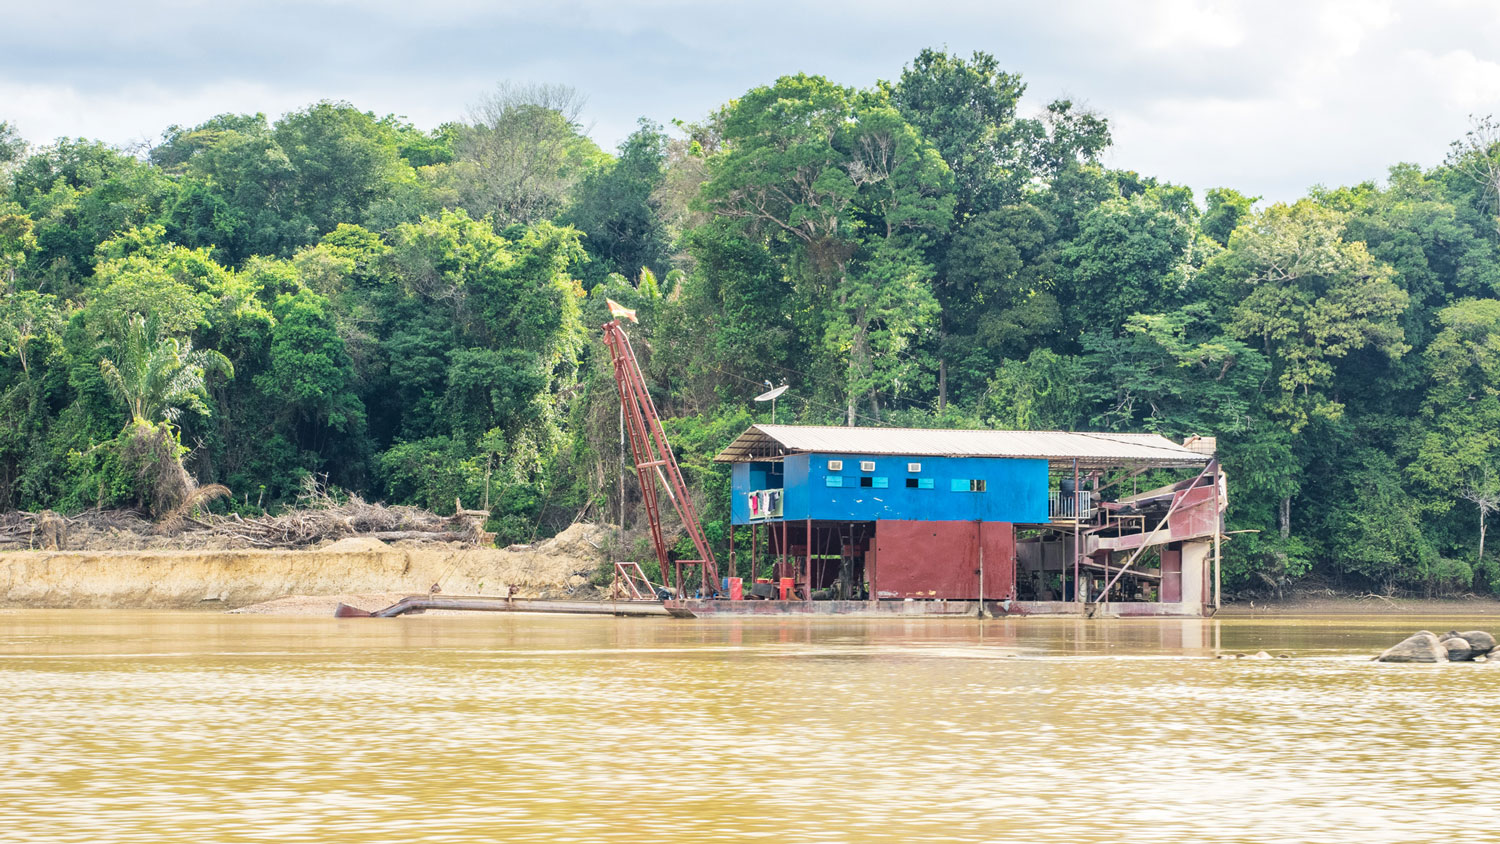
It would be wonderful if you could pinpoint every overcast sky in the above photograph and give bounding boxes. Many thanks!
[5,0,1500,203]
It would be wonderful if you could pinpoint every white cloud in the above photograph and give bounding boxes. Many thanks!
[1400,49,1500,110]
[6,0,1500,202]
[1132,0,1248,51]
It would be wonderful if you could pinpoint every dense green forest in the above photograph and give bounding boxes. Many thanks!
[3,50,1500,595]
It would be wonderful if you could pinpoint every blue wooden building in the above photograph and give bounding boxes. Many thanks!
[731,452,1049,525]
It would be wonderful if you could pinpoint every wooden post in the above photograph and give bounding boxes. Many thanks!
[1073,458,1081,605]
[751,523,758,584]
[1102,552,1109,604]
[805,518,813,604]
[1213,465,1223,612]
[783,518,795,602]
[976,519,986,619]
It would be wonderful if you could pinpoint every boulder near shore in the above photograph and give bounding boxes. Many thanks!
[1376,630,1499,663]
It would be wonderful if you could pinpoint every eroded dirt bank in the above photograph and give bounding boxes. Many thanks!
[0,524,606,610]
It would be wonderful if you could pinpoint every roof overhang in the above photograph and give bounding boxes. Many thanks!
[713,424,1212,471]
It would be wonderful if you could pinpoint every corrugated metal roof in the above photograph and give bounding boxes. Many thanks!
[713,424,1211,469]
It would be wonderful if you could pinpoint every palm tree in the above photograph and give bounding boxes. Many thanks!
[97,314,233,518]
[98,314,233,426]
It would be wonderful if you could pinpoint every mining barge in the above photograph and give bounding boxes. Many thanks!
[672,423,1223,618]
[346,318,1226,621]
[603,317,1225,620]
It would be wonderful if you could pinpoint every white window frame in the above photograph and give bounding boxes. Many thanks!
[860,460,876,472]
[907,462,922,473]
[827,460,843,472]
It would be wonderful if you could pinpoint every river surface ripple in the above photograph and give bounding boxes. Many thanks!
[1,610,1497,843]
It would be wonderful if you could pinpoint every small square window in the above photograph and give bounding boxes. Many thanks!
[860,460,876,472]
[905,478,919,488]
[872,477,889,489]
[907,462,922,473]
[827,460,843,472]
[918,478,934,489]
[825,475,843,487]
[859,476,873,488]
[970,479,987,492]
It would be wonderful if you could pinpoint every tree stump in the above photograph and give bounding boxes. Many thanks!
[37,511,65,550]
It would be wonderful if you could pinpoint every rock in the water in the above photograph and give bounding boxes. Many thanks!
[1444,637,1476,661]
[1439,629,1496,660]
[1376,631,1449,663]
[1249,651,1272,660]
[1459,630,1497,656]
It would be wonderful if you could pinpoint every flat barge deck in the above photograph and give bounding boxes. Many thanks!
[336,595,670,618]
[666,599,1213,618]
[336,595,1212,619]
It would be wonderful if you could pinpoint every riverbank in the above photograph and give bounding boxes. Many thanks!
[6,533,1498,618]
[227,594,1500,618]
[0,523,607,610]
[1218,594,1500,616]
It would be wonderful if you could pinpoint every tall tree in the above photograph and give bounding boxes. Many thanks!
[564,119,672,287]
[1059,187,1200,340]
[9,139,176,293]
[1221,200,1409,430]
[1200,187,1256,246]
[448,83,605,227]
[1446,113,1500,235]
[700,75,953,423]
[0,121,26,175]
[254,289,368,487]
[1409,298,1500,532]
[889,48,1027,216]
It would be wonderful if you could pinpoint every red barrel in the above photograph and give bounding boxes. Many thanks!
[778,577,794,601]
[728,577,743,601]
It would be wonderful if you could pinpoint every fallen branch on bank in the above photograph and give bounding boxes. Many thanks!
[0,485,491,551]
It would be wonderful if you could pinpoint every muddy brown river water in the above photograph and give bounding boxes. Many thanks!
[2,610,1498,843]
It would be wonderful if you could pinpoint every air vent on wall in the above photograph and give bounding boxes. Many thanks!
[860,460,875,472]
[907,462,922,473]
[827,460,843,472]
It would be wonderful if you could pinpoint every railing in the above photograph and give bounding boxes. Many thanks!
[746,488,784,521]
[1048,490,1095,520]
[610,561,658,601]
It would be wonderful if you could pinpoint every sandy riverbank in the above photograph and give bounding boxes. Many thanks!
[0,524,607,611]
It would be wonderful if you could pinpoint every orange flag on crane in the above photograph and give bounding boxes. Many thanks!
[606,299,638,323]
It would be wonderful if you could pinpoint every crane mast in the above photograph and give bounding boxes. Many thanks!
[601,320,719,598]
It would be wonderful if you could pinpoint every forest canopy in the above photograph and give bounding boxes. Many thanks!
[4,53,1500,596]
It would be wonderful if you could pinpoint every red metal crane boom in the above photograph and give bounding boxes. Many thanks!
[601,320,719,598]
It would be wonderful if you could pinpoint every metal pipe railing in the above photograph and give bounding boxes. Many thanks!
[1049,490,1094,520]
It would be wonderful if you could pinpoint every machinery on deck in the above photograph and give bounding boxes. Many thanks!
[601,319,719,598]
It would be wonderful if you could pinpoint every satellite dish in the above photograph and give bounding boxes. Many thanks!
[754,385,789,402]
